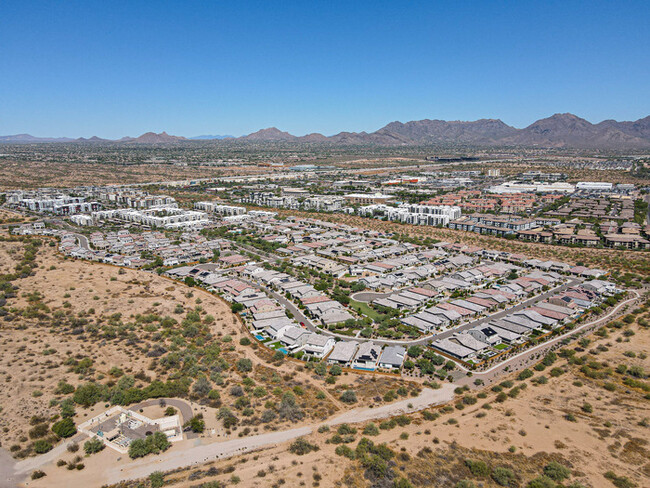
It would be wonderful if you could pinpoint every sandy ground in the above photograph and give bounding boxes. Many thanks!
[18,384,455,487]
[0,237,432,487]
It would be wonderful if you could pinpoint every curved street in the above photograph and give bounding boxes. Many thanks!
[253,277,581,347]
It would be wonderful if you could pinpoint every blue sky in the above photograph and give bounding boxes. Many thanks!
[1,1,649,138]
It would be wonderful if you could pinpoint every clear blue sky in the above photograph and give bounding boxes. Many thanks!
[1,0,649,138]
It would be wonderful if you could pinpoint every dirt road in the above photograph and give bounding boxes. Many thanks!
[9,384,454,487]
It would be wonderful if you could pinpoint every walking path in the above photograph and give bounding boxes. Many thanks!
[460,290,641,383]
[6,384,454,486]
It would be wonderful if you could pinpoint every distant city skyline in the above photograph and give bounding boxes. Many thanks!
[1,0,649,138]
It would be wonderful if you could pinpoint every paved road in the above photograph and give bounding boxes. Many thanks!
[130,398,198,440]
[243,278,318,330]
[415,278,581,346]
[74,232,90,250]
[351,290,392,303]
[230,242,281,263]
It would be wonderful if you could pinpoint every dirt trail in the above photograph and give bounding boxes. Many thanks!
[10,385,454,487]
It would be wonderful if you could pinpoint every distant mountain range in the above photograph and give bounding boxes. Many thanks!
[189,134,235,140]
[2,113,650,148]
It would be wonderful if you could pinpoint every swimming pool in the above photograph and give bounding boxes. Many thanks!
[254,334,265,341]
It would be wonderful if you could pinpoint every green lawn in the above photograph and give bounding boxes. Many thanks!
[494,343,509,350]
[349,299,382,321]
[267,341,283,349]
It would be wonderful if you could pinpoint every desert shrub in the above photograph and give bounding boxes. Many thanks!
[31,470,46,480]
[518,369,534,381]
[289,437,319,455]
[33,440,52,454]
[456,481,476,488]
[491,466,515,486]
[394,415,411,426]
[335,444,356,459]
[462,395,477,405]
[543,461,570,481]
[192,376,212,398]
[73,382,107,407]
[186,414,205,433]
[278,392,304,422]
[527,476,557,488]
[340,390,357,404]
[150,471,165,488]
[236,358,252,372]
[314,362,327,376]
[465,459,490,477]
[52,418,77,438]
[128,432,170,459]
[394,478,414,488]
[28,423,49,439]
[363,423,379,436]
[54,381,75,395]
[84,438,105,455]
[603,471,636,488]
[261,409,277,423]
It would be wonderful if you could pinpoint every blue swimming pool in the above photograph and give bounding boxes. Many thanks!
[254,334,265,341]
[353,366,375,371]
[278,348,288,354]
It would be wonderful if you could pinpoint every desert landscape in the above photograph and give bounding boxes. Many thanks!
[0,223,646,488]
[2,3,650,485]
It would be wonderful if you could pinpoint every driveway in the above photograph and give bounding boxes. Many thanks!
[129,398,198,439]
[100,384,455,485]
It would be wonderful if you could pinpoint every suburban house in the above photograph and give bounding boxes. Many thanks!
[262,319,295,338]
[432,338,476,360]
[467,326,501,346]
[327,341,359,365]
[302,333,336,358]
[279,326,311,349]
[378,345,406,370]
[352,342,382,369]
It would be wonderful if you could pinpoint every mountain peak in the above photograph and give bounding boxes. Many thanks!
[131,132,186,143]
[242,127,297,141]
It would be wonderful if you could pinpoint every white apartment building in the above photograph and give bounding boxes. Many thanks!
[194,201,247,216]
